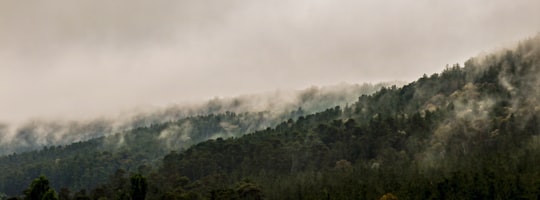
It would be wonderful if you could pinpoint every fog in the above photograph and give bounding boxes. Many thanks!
[0,82,395,155]
[1,0,540,127]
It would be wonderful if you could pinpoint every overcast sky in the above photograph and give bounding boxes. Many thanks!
[1,0,540,125]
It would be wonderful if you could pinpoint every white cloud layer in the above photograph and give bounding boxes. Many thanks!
[1,0,540,124]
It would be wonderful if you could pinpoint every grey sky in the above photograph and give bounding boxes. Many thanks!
[1,0,540,125]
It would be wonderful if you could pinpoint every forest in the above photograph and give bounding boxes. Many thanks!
[0,82,392,156]
[2,35,540,199]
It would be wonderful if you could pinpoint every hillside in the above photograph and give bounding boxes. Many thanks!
[117,35,540,199]
[0,83,393,196]
[2,34,540,199]
[0,82,394,156]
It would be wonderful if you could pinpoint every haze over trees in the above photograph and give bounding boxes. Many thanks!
[0,82,394,156]
[2,35,540,199]
[0,82,396,196]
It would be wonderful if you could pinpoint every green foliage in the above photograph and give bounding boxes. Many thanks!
[4,34,540,199]
[24,176,57,200]
[41,189,58,200]
[130,174,147,200]
[234,180,262,200]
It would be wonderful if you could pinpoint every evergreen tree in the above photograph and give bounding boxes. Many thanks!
[130,174,147,200]
[24,176,57,200]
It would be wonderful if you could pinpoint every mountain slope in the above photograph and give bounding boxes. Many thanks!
[0,82,394,156]
[0,83,393,196]
[134,35,540,199]
[3,34,540,199]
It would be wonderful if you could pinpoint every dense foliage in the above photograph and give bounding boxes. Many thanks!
[2,35,540,199]
[0,112,294,195]
[0,82,389,196]
[0,83,390,156]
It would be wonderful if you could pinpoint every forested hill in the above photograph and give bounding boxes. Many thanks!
[0,82,394,156]
[0,83,393,195]
[135,35,540,199]
[3,35,540,199]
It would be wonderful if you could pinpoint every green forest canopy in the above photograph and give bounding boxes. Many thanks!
[2,35,540,199]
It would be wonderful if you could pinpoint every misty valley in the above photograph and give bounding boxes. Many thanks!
[1,35,540,199]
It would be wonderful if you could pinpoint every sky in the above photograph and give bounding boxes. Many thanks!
[1,0,540,126]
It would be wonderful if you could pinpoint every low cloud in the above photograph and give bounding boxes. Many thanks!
[0,82,392,155]
[1,0,540,154]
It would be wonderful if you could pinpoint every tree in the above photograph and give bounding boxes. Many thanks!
[130,174,147,200]
[235,179,262,200]
[24,176,57,200]
[41,190,58,200]
[24,176,58,200]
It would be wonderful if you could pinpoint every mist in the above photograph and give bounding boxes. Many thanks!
[0,82,395,155]
[1,0,540,135]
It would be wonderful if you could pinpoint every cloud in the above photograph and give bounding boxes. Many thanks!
[1,0,540,127]
[0,81,391,155]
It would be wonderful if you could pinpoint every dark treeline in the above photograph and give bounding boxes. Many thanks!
[2,35,540,199]
[0,112,296,195]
